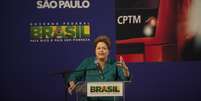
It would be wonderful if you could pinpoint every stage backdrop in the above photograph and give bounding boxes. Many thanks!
[116,0,201,62]
[2,0,201,101]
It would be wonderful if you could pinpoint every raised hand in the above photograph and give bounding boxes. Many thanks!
[116,56,130,77]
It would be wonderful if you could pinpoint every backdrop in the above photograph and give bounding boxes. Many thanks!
[2,0,201,101]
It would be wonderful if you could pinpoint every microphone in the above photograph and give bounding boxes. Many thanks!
[94,60,103,74]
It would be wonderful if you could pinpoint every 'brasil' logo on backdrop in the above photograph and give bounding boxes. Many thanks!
[30,22,91,43]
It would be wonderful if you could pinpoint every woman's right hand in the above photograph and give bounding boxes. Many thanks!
[68,81,76,95]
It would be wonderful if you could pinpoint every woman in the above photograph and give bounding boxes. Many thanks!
[67,35,130,101]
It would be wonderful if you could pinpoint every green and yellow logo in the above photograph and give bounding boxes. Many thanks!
[30,22,90,42]
[90,86,120,93]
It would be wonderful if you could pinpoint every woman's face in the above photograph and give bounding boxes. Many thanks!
[95,42,109,60]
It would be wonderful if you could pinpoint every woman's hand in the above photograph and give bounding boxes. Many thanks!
[67,81,76,95]
[116,56,130,77]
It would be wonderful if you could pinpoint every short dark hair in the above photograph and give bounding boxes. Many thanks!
[94,35,111,50]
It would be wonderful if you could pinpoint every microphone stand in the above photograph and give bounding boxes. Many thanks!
[49,68,97,101]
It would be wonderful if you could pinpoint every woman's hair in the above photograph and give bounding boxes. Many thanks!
[94,35,111,50]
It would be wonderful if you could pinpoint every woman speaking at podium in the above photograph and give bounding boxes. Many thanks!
[67,35,131,101]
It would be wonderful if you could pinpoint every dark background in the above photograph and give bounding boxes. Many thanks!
[2,0,201,101]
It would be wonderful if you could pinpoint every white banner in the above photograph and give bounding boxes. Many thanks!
[87,81,124,97]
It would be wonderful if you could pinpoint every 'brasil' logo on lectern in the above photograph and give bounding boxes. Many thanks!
[90,85,121,93]
[87,82,123,97]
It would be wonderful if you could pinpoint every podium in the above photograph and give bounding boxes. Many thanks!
[49,70,132,101]
[73,81,131,101]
